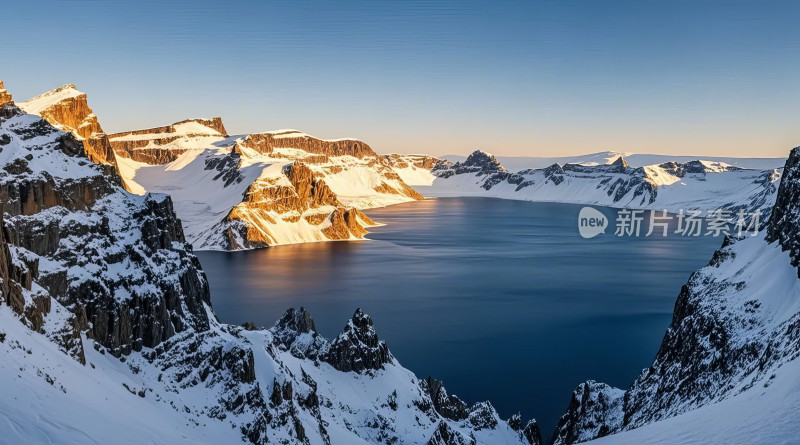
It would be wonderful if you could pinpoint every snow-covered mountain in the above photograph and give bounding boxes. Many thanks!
[19,84,120,169]
[20,84,423,250]
[400,150,782,221]
[549,146,800,444]
[442,151,786,171]
[0,83,539,444]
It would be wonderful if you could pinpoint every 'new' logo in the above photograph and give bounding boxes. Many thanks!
[578,207,607,238]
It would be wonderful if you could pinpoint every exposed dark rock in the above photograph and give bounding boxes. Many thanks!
[109,118,227,164]
[422,376,469,421]
[321,308,392,373]
[427,421,469,445]
[766,146,800,275]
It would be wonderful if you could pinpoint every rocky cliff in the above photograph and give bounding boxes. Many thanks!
[0,85,539,445]
[213,161,378,250]
[109,117,228,164]
[101,115,422,250]
[19,84,119,168]
[0,81,12,106]
[235,129,377,158]
[551,146,800,444]
[0,100,210,357]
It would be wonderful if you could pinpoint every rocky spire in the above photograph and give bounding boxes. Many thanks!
[610,155,629,168]
[0,80,13,106]
[605,155,630,173]
[322,308,392,372]
[766,146,800,275]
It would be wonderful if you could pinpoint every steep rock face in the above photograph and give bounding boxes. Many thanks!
[209,161,377,250]
[551,146,800,444]
[19,84,119,167]
[283,162,341,209]
[236,130,376,158]
[766,146,800,274]
[0,101,210,356]
[550,381,624,444]
[0,211,47,331]
[0,80,13,106]
[109,118,227,164]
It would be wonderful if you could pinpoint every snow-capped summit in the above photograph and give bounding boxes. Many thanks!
[19,84,119,168]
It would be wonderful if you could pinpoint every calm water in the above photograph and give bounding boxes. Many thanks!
[196,198,723,436]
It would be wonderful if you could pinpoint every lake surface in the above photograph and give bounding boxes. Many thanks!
[196,198,724,437]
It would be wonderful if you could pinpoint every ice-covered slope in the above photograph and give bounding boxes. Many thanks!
[414,150,781,220]
[0,84,539,444]
[550,146,800,444]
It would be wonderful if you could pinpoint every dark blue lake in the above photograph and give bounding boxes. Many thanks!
[196,198,724,437]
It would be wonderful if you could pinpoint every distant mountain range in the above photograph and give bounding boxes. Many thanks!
[441,152,786,171]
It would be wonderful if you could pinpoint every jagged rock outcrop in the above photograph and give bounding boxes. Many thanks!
[212,160,378,250]
[551,146,800,444]
[422,376,470,421]
[0,80,13,106]
[433,150,506,178]
[550,381,623,444]
[766,146,800,274]
[427,421,470,445]
[322,308,392,373]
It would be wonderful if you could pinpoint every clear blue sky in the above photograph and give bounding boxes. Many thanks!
[3,0,799,157]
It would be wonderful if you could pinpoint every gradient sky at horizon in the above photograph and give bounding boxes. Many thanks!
[3,0,799,157]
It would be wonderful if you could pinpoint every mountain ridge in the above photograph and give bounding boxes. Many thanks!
[18,83,423,250]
